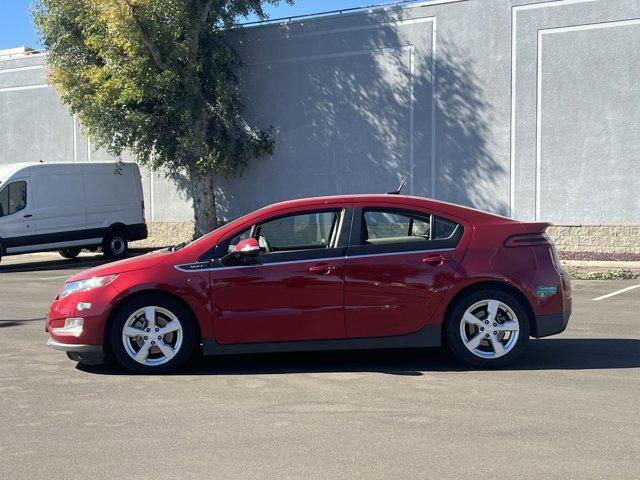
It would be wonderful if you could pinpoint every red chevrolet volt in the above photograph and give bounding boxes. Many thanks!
[46,195,571,373]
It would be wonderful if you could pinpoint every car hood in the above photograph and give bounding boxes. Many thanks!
[67,249,173,282]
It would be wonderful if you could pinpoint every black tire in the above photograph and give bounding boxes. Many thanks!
[109,293,196,374]
[102,229,128,259]
[59,248,81,259]
[445,289,530,368]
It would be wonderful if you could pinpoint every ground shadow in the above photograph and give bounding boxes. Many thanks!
[79,338,640,376]
[0,318,42,329]
[0,249,155,274]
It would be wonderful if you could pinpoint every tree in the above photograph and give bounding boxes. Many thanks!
[33,0,290,237]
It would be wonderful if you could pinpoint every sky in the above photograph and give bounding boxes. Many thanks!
[0,0,402,51]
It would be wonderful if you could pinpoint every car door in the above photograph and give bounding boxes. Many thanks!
[0,178,36,254]
[344,204,467,338]
[209,206,352,344]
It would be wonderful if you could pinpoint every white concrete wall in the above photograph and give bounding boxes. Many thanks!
[1,0,639,235]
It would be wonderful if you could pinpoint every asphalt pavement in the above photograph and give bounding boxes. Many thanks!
[0,252,639,479]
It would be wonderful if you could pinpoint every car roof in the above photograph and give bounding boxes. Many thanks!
[261,194,516,224]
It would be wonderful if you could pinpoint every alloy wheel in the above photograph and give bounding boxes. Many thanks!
[459,299,520,359]
[121,306,184,366]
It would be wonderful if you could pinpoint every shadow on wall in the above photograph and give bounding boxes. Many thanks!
[171,17,507,223]
[434,40,506,215]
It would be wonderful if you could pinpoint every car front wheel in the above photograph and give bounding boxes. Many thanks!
[110,294,196,374]
[445,289,530,368]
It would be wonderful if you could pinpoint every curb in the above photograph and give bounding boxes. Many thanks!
[561,260,640,269]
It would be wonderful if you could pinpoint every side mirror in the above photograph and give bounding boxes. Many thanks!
[233,238,261,258]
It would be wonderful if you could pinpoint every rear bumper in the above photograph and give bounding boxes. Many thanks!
[531,308,571,338]
[47,338,105,364]
[126,223,148,241]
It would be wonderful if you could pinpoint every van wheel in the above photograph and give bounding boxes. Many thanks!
[59,248,81,259]
[445,289,530,368]
[103,230,128,259]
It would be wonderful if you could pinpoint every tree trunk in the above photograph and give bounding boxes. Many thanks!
[188,167,218,239]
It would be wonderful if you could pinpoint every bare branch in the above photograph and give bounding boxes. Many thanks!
[189,0,216,62]
[119,0,169,71]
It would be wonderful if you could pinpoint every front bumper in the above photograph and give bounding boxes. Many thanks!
[531,308,571,338]
[47,338,105,365]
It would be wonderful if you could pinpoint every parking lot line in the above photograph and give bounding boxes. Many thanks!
[592,283,640,301]
[37,275,71,281]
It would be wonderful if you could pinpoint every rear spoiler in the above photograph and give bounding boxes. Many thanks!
[504,222,552,247]
[520,222,551,233]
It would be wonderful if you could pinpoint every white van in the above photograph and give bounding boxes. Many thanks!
[0,162,147,261]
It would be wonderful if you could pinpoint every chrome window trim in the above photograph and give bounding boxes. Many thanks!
[346,247,455,260]
[173,247,455,272]
[213,255,346,271]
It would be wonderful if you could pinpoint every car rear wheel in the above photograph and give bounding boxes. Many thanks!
[103,230,128,259]
[59,248,81,259]
[110,294,196,374]
[445,289,530,368]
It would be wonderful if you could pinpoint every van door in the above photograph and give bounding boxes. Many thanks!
[83,164,138,230]
[32,167,87,243]
[0,178,36,254]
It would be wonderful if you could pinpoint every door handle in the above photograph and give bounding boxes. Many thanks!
[309,264,336,275]
[23,214,33,218]
[422,255,449,266]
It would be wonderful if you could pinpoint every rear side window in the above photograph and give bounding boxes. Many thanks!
[0,181,27,217]
[364,211,431,242]
[355,208,462,252]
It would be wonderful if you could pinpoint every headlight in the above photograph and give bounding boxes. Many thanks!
[58,275,117,299]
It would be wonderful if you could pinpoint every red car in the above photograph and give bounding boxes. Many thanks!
[46,194,571,373]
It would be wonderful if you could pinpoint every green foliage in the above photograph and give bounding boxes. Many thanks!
[568,268,640,280]
[32,0,289,176]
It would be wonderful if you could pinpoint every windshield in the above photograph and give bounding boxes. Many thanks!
[176,208,267,251]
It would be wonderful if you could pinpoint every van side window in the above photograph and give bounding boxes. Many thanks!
[0,181,27,217]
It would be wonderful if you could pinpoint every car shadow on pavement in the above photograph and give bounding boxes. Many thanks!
[0,249,155,273]
[0,318,43,328]
[78,337,640,376]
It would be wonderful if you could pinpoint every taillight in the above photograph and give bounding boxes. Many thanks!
[141,200,146,224]
[504,232,551,248]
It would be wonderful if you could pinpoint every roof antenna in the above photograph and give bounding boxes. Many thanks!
[387,161,415,195]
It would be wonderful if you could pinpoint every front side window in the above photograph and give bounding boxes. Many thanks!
[212,209,343,261]
[256,211,340,253]
[0,181,27,217]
